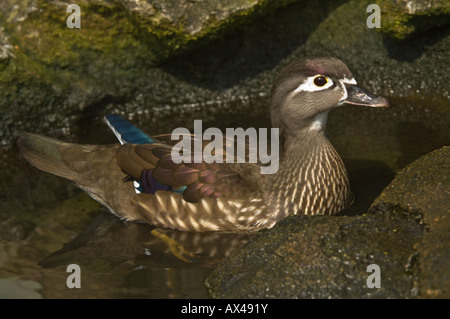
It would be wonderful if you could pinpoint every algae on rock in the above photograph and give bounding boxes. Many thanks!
[377,0,450,39]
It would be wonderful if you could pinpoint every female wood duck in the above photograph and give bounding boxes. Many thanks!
[18,57,390,232]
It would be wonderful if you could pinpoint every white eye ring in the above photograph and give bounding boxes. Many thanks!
[293,75,334,93]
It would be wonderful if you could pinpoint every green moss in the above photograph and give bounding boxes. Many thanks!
[12,1,150,70]
[377,0,450,39]
[0,0,156,143]
[1,0,296,97]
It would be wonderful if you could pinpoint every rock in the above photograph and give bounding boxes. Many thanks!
[119,0,298,59]
[369,146,449,216]
[377,0,450,39]
[205,213,423,298]
[0,0,297,146]
[206,147,449,298]
[369,146,450,298]
[1,0,294,64]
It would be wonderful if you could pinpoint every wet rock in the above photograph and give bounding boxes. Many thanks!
[206,147,449,298]
[378,0,450,39]
[205,213,423,298]
[369,146,450,298]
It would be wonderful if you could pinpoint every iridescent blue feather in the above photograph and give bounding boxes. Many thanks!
[104,114,157,145]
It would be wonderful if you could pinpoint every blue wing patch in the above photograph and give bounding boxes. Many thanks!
[104,114,157,145]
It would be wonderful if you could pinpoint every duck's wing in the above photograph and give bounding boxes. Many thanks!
[116,142,264,203]
[105,114,266,203]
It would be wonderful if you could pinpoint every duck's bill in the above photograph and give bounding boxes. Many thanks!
[344,84,391,108]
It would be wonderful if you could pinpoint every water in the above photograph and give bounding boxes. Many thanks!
[0,96,448,298]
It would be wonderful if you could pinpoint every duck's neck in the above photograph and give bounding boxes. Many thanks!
[267,128,352,221]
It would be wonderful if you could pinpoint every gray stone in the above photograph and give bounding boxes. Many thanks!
[119,0,298,42]
[369,146,450,298]
[205,213,423,298]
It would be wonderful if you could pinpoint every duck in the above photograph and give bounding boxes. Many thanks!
[18,57,390,232]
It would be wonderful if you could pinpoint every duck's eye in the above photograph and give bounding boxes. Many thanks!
[313,76,328,87]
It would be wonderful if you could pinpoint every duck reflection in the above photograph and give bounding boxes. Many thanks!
[39,211,251,270]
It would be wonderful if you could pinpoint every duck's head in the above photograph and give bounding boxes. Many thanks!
[271,57,390,136]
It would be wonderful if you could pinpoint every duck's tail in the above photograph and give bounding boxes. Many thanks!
[17,133,79,181]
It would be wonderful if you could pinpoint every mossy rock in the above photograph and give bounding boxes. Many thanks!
[2,0,298,66]
[0,0,298,145]
[120,0,300,60]
[377,0,450,39]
